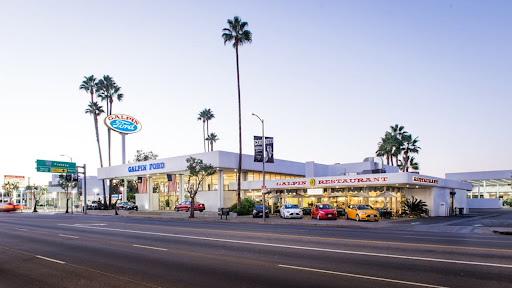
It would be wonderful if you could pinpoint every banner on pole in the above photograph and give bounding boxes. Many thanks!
[254,136,274,163]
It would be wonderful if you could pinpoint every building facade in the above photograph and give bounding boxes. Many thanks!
[97,151,471,216]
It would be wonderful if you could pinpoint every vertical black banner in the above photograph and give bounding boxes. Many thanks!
[265,137,274,163]
[254,136,263,162]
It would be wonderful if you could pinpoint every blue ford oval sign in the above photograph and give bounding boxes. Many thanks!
[104,114,142,134]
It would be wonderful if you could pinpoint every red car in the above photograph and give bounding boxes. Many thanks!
[311,204,337,220]
[174,201,205,212]
[0,202,21,212]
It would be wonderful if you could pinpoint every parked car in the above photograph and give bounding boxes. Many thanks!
[280,204,303,219]
[252,204,269,218]
[87,201,104,210]
[117,201,138,211]
[345,204,380,221]
[174,201,205,212]
[311,204,337,220]
[0,202,16,212]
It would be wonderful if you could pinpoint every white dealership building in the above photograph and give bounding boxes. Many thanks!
[97,150,471,217]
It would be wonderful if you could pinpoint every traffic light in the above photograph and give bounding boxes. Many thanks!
[65,174,72,181]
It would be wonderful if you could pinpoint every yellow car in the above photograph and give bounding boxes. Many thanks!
[345,205,380,221]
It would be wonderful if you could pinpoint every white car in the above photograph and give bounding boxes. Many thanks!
[280,204,303,219]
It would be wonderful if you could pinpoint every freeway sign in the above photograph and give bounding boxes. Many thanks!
[36,159,76,174]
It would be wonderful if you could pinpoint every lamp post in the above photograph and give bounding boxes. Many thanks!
[251,112,266,222]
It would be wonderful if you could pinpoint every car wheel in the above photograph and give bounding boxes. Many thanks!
[186,209,189,212]
[356,214,360,222]
[345,213,349,220]
[199,209,204,212]
[253,215,256,218]
[174,207,178,212]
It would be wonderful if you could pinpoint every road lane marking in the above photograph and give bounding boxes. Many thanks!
[0,245,163,287]
[133,244,167,251]
[59,234,79,239]
[15,228,28,231]
[279,265,447,288]
[58,223,512,253]
[36,255,66,264]
[61,224,512,269]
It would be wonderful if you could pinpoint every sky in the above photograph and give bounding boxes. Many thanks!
[1,0,511,187]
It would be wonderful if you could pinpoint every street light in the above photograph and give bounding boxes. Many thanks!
[250,112,266,222]
[60,154,72,163]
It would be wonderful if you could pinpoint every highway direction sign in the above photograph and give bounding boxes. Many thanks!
[36,160,76,174]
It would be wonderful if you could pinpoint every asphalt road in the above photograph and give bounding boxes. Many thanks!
[0,213,511,288]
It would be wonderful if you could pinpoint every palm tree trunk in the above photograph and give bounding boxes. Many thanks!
[203,121,206,152]
[206,120,210,151]
[235,44,242,209]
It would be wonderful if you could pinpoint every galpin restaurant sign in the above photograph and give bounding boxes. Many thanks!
[104,114,142,134]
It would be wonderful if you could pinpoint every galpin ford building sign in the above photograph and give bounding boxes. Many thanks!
[104,114,142,134]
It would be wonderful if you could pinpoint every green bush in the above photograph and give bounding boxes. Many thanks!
[229,198,255,215]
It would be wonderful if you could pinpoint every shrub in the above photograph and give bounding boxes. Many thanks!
[403,196,428,216]
[229,198,256,215]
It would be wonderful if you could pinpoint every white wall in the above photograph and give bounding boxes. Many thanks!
[406,188,434,216]
[196,190,219,212]
[467,198,502,208]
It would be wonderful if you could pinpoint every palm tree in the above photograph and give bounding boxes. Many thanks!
[204,109,215,151]
[390,124,407,167]
[81,75,108,206]
[222,16,252,208]
[85,101,108,205]
[96,75,124,167]
[205,133,219,151]
[400,133,421,172]
[197,109,208,152]
[80,75,104,168]
[376,131,394,165]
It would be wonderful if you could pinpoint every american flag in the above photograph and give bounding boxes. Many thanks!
[137,177,147,194]
[168,174,177,193]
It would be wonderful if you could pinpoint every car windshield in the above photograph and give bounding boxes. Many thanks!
[357,205,370,210]
[255,204,263,209]
[318,204,332,209]
[285,204,299,209]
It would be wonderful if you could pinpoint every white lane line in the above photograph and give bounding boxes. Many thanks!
[279,265,447,288]
[60,224,512,269]
[58,223,107,226]
[132,244,168,251]
[36,255,66,264]
[15,228,28,231]
[404,236,511,243]
[59,234,79,239]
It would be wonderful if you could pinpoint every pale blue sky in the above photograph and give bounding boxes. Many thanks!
[1,0,511,186]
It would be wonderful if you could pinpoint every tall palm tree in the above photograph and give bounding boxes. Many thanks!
[80,75,108,206]
[197,109,208,152]
[205,132,219,151]
[80,75,104,168]
[390,124,407,167]
[222,16,252,208]
[85,101,108,205]
[96,75,124,166]
[204,109,215,150]
[400,133,421,172]
[376,131,394,165]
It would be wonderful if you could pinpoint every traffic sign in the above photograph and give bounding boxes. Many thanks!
[35,159,76,174]
[262,185,267,193]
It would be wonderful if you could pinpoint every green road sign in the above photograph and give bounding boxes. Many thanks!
[36,159,77,174]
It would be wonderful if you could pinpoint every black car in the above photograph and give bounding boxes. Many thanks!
[252,204,269,218]
[117,201,138,211]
